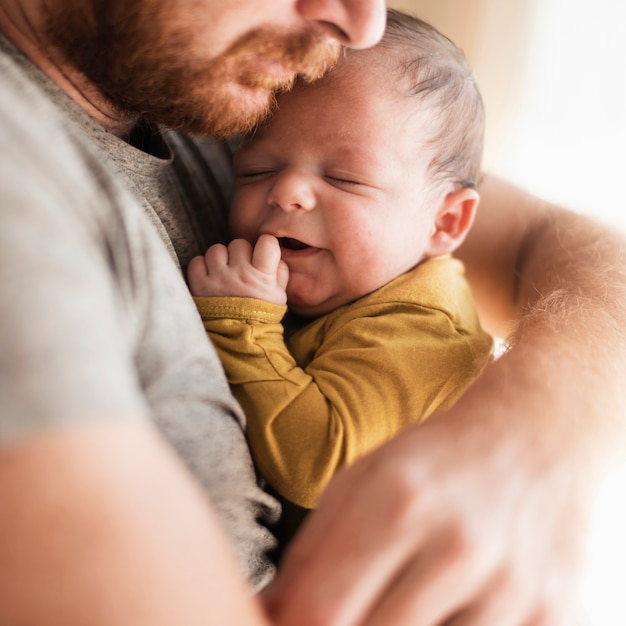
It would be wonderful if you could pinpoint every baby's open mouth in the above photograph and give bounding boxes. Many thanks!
[278,237,309,251]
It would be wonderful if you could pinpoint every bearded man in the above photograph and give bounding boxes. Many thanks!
[0,2,624,625]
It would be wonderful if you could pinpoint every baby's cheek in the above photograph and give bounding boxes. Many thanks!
[231,205,267,243]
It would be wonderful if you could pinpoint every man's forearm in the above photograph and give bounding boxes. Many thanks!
[511,204,626,467]
[462,173,626,461]
[0,419,270,626]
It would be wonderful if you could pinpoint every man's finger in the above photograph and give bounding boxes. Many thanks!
[266,459,429,626]
[362,525,500,626]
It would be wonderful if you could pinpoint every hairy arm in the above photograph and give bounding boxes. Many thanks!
[459,173,626,460]
[0,419,270,626]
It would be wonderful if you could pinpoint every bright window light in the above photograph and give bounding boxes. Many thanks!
[485,0,626,232]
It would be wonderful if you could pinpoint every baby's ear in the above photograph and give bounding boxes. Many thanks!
[424,187,479,257]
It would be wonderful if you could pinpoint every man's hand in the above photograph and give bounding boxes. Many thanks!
[188,234,289,305]
[264,353,592,626]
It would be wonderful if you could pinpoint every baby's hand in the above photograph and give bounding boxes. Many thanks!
[188,234,289,306]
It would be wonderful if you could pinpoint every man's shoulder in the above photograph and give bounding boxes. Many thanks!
[1,35,65,138]
[0,34,103,193]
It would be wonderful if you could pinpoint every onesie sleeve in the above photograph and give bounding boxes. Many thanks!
[195,293,493,509]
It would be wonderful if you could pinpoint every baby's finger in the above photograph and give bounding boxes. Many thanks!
[187,255,209,279]
[277,260,290,291]
[204,243,229,269]
[252,234,282,275]
[226,238,254,266]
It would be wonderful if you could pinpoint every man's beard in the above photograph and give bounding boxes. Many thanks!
[46,1,341,136]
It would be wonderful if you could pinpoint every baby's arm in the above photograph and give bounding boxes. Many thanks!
[188,234,289,305]
[196,289,490,510]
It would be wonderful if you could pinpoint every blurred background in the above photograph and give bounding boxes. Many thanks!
[389,0,626,231]
[388,1,626,624]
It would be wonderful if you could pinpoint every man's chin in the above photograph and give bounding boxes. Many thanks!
[158,81,278,137]
[208,84,278,137]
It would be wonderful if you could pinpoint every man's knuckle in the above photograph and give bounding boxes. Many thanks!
[445,522,478,565]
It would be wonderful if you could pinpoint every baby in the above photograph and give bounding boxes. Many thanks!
[188,10,493,541]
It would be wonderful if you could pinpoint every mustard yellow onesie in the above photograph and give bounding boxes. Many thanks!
[194,255,493,510]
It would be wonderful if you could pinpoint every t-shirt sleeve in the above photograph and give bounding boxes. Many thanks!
[0,79,148,441]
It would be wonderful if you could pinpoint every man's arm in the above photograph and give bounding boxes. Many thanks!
[460,174,625,344]
[460,173,625,466]
[0,419,270,626]
[264,174,626,625]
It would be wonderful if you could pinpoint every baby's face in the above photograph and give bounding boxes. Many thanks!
[230,50,440,317]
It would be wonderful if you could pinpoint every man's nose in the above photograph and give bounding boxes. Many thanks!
[267,170,316,213]
[297,0,386,50]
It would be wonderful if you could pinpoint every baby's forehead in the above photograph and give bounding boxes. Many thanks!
[278,48,405,113]
[323,46,400,86]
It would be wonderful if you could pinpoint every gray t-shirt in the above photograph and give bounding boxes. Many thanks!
[0,35,279,588]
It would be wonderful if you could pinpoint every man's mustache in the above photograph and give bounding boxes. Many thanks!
[222,26,342,90]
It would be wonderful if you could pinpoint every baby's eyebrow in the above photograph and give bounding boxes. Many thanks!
[331,145,382,170]
[235,134,280,159]
[233,142,271,166]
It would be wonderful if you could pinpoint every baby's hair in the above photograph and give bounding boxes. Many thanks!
[379,9,485,190]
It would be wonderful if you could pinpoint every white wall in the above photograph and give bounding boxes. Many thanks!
[488,0,626,231]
